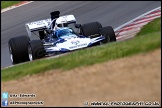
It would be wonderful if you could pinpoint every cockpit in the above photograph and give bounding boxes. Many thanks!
[54,28,76,38]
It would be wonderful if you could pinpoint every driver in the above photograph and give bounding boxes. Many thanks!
[53,17,68,30]
[46,17,68,34]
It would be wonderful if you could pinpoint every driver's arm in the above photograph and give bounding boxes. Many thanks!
[48,19,56,30]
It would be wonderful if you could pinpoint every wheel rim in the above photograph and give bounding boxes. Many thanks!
[9,45,13,63]
[28,45,33,61]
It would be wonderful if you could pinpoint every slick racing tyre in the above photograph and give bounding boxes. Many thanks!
[28,40,45,61]
[81,21,102,38]
[99,26,116,43]
[8,35,30,64]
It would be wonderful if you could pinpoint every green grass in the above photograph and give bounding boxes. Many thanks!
[1,1,22,9]
[136,17,161,36]
[1,17,161,82]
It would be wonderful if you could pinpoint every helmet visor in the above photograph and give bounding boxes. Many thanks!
[57,23,68,27]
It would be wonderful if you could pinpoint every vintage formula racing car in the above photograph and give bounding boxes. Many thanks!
[8,11,116,64]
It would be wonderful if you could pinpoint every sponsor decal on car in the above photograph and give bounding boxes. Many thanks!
[69,43,87,49]
[71,40,80,45]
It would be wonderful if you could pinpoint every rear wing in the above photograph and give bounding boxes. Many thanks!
[65,15,76,24]
[25,15,76,37]
[25,19,51,37]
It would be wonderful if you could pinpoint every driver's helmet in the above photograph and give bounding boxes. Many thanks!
[55,17,68,30]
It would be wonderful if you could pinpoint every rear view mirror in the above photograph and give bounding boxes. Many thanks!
[75,24,81,28]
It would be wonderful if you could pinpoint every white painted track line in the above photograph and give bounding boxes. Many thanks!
[1,1,34,13]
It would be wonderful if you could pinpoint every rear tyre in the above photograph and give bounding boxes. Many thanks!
[28,40,45,61]
[99,26,116,43]
[80,21,102,38]
[8,35,30,64]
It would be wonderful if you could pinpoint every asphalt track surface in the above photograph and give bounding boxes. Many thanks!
[1,1,160,68]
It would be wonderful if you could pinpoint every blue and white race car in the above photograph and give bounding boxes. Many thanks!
[8,11,116,64]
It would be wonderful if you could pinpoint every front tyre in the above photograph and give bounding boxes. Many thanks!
[100,26,116,43]
[28,40,45,61]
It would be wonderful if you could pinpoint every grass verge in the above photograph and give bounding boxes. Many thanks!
[1,17,161,82]
[1,1,22,9]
